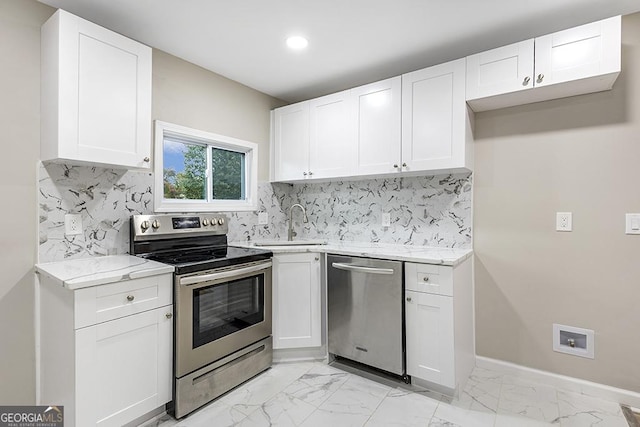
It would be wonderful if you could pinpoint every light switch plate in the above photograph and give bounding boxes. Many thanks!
[625,213,640,235]
[382,213,391,227]
[258,212,268,225]
[556,212,572,232]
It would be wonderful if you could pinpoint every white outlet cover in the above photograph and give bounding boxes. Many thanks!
[556,212,572,232]
[64,213,83,236]
[258,212,268,225]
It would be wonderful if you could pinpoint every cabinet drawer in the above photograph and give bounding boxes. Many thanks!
[74,274,172,329]
[405,262,452,296]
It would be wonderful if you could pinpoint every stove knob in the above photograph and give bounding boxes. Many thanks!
[218,218,225,226]
[202,219,209,226]
[152,220,160,230]
[210,218,217,226]
[141,220,150,231]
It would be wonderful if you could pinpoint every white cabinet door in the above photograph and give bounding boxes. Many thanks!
[402,58,468,173]
[75,306,172,427]
[352,77,402,175]
[534,15,621,87]
[41,10,152,169]
[272,253,322,349]
[309,90,357,179]
[466,39,534,100]
[273,101,310,181]
[405,290,455,388]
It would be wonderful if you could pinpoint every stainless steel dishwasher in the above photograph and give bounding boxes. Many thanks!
[327,254,404,376]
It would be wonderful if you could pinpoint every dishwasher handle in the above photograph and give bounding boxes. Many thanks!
[331,262,395,275]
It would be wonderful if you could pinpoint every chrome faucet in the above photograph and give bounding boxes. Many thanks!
[288,203,308,241]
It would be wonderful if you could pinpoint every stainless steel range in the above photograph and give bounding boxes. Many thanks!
[130,214,273,419]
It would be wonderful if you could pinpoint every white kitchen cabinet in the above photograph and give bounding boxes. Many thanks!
[272,252,322,349]
[272,77,404,182]
[273,101,310,181]
[39,273,173,427]
[309,90,357,179]
[401,58,473,174]
[352,77,402,175]
[41,9,152,169]
[467,16,621,111]
[405,258,474,394]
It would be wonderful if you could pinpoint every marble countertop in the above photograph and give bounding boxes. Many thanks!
[230,240,472,266]
[35,255,175,290]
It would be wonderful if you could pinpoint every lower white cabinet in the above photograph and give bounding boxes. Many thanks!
[39,274,173,427]
[405,258,474,394]
[272,252,322,349]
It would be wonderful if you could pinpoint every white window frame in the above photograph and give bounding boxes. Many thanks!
[154,120,258,212]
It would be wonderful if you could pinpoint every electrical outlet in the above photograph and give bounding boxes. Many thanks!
[258,212,268,225]
[382,213,391,227]
[556,212,572,232]
[65,213,83,236]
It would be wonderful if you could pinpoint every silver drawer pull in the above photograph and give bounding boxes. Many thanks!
[126,295,135,302]
[423,276,429,282]
[537,73,544,83]
[406,297,412,302]
[166,312,173,319]
[331,262,394,275]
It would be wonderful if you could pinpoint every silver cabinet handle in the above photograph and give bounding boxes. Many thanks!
[126,295,135,302]
[303,172,307,176]
[314,257,319,261]
[406,296,412,302]
[423,276,429,282]
[523,76,531,86]
[537,73,544,83]
[180,261,272,286]
[402,163,407,168]
[393,164,398,168]
[308,171,313,176]
[166,312,173,319]
[143,157,150,162]
[331,262,394,275]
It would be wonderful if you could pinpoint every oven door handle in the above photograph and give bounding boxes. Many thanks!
[179,261,272,286]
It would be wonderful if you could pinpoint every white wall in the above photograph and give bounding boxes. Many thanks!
[474,12,640,393]
[0,0,54,404]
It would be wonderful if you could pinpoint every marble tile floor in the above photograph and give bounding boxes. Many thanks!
[141,361,630,427]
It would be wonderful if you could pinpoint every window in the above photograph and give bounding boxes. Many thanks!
[154,121,258,212]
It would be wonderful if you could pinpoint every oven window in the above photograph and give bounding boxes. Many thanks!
[192,274,264,348]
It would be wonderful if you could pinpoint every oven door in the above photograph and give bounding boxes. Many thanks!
[175,260,272,378]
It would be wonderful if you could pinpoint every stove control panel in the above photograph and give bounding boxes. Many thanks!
[131,214,229,241]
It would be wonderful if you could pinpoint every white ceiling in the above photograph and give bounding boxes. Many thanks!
[38,0,640,103]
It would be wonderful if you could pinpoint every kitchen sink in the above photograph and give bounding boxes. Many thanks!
[252,239,327,247]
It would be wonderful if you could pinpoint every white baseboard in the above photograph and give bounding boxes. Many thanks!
[476,356,640,409]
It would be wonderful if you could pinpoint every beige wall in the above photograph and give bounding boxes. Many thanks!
[474,12,640,392]
[152,50,285,182]
[0,0,54,403]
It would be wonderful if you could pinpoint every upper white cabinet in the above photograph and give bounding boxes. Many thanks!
[353,77,402,176]
[273,78,402,182]
[273,101,310,181]
[402,59,473,174]
[467,16,621,111]
[41,10,152,169]
[309,90,357,179]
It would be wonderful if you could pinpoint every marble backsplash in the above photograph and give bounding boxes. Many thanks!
[38,163,471,262]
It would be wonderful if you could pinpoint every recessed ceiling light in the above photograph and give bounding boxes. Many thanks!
[286,36,308,50]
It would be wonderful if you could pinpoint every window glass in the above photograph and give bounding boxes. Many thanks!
[212,148,245,200]
[163,140,206,200]
[154,121,258,212]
